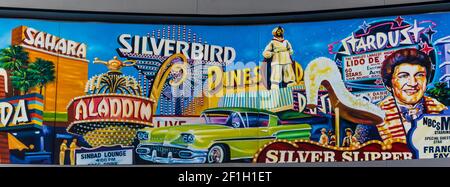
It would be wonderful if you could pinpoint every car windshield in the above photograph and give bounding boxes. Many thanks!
[201,111,244,128]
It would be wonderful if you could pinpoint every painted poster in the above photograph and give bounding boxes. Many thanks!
[0,10,449,165]
[410,114,450,159]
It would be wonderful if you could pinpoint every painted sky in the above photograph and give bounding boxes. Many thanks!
[0,11,449,82]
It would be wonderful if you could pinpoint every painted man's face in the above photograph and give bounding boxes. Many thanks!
[391,63,427,105]
[346,131,352,136]
[275,28,283,37]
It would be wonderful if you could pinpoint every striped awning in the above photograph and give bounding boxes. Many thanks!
[220,86,304,112]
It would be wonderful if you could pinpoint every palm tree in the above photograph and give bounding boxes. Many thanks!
[29,58,56,94]
[0,45,29,71]
[426,81,450,106]
[0,45,29,95]
[10,69,38,95]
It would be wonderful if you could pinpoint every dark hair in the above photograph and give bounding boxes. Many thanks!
[345,128,353,133]
[381,48,432,88]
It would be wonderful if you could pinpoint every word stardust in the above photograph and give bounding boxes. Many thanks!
[339,22,423,55]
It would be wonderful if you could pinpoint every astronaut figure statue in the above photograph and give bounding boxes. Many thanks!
[263,26,296,90]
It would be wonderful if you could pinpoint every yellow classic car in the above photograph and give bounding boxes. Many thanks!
[135,107,311,164]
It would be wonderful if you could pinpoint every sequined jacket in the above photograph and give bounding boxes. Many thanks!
[376,96,447,143]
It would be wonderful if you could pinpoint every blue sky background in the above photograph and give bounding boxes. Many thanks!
[0,11,449,82]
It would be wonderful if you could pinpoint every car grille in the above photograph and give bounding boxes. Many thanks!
[146,145,187,158]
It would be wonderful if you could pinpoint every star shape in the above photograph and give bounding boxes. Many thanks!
[420,42,434,55]
[408,19,425,43]
[418,41,425,48]
[394,16,404,26]
[431,63,436,71]
[359,21,371,33]
[424,26,437,41]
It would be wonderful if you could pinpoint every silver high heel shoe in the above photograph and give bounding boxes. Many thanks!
[304,57,385,125]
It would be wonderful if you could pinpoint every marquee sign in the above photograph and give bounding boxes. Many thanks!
[0,94,43,129]
[16,26,87,61]
[75,146,133,165]
[67,94,154,126]
[331,18,437,90]
[117,33,236,62]
[342,46,414,82]
[253,139,412,163]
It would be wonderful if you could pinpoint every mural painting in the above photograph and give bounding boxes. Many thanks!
[0,11,449,165]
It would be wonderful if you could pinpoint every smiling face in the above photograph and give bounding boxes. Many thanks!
[391,63,427,105]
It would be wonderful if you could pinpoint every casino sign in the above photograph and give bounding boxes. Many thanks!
[66,56,154,148]
[0,94,43,130]
[66,93,154,147]
[330,17,438,92]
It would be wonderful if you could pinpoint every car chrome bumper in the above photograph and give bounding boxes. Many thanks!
[136,144,207,164]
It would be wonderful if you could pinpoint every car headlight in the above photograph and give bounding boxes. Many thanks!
[181,133,195,144]
[137,131,149,141]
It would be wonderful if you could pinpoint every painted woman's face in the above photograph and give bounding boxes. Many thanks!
[391,63,427,105]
